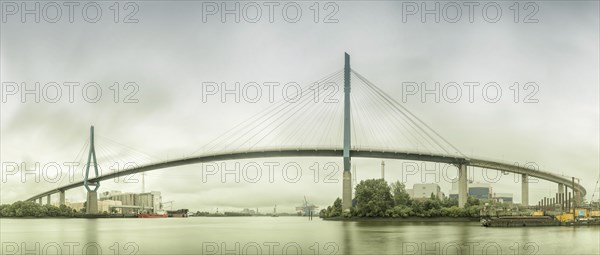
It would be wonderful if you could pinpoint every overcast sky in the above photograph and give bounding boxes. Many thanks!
[1,1,599,212]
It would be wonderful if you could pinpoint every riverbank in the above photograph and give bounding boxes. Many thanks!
[322,216,479,222]
[1,214,137,219]
[2,214,305,219]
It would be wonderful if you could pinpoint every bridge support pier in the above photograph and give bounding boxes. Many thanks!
[38,197,42,205]
[521,174,529,206]
[558,183,564,194]
[59,191,65,206]
[343,171,352,210]
[46,195,51,205]
[86,191,98,214]
[458,164,467,208]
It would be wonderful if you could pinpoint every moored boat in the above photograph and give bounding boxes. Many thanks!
[167,209,189,217]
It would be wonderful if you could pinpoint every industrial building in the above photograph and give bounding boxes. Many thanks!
[448,179,494,201]
[494,193,514,204]
[99,190,163,214]
[410,183,445,200]
[468,183,492,200]
[57,190,162,214]
[61,200,123,213]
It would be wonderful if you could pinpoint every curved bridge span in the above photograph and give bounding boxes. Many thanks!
[26,148,586,201]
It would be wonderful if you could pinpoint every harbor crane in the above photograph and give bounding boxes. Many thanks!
[296,196,319,216]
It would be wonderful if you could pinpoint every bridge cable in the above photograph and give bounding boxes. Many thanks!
[353,70,464,157]
[192,69,343,154]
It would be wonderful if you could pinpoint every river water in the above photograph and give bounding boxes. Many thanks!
[1,217,598,254]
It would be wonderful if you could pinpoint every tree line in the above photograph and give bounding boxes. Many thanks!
[0,201,79,217]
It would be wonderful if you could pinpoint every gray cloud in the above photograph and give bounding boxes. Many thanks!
[1,1,598,211]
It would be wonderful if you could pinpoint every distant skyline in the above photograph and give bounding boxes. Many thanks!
[1,1,599,212]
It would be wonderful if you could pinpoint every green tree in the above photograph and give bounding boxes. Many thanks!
[0,204,15,217]
[319,209,327,218]
[465,205,481,217]
[330,198,342,217]
[441,206,463,217]
[441,197,458,208]
[44,204,61,217]
[466,197,481,207]
[409,200,424,216]
[59,204,75,217]
[390,181,412,207]
[354,179,394,217]
[423,198,442,211]
[386,205,413,218]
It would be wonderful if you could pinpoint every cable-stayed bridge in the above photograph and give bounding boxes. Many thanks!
[24,54,587,213]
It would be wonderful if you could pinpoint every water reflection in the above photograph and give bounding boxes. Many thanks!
[1,217,598,254]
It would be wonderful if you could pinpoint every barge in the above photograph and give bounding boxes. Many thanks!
[481,216,559,227]
[481,215,600,227]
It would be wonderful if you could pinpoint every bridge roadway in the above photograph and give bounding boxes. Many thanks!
[26,148,587,201]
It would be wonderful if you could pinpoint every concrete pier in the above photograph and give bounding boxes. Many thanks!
[59,191,65,206]
[343,171,352,210]
[521,174,529,206]
[558,183,564,194]
[86,191,98,214]
[46,195,51,205]
[458,164,468,208]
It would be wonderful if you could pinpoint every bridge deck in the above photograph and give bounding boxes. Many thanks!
[26,149,586,201]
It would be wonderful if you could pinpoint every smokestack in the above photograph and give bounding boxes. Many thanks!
[560,193,564,212]
[567,192,571,213]
[572,177,576,208]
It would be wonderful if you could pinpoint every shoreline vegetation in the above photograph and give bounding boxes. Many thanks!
[0,201,80,218]
[319,179,513,220]
[322,216,480,222]
[0,201,303,219]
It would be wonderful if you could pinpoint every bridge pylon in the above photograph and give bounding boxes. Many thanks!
[84,126,100,214]
[342,53,352,211]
